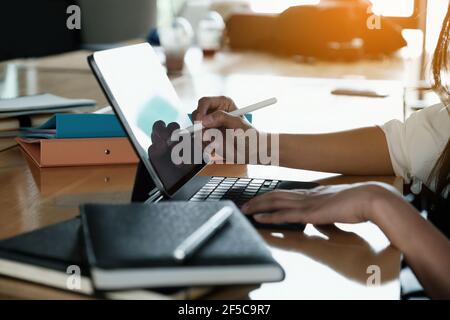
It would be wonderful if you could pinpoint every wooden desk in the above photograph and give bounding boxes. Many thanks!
[0,48,407,299]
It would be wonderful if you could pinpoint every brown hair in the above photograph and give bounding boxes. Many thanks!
[430,4,450,196]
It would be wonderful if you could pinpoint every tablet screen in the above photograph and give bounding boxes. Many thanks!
[92,43,204,195]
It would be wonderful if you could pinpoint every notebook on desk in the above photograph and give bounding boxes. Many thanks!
[81,201,285,291]
[0,93,96,118]
[0,218,210,300]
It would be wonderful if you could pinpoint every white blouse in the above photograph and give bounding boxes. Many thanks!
[381,103,450,193]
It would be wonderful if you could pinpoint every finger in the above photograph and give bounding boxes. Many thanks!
[253,210,312,224]
[192,110,199,122]
[196,96,227,119]
[150,132,167,155]
[151,129,166,144]
[243,198,306,215]
[202,110,244,129]
[256,204,338,226]
[196,97,214,119]
[242,191,306,213]
[152,120,166,132]
[167,122,180,133]
[151,120,168,141]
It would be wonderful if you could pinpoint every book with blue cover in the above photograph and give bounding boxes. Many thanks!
[15,113,138,167]
[20,113,127,139]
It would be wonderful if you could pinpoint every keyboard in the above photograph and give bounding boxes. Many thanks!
[190,177,280,207]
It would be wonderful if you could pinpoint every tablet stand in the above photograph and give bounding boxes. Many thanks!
[131,161,161,202]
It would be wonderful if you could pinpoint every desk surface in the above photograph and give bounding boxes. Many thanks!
[0,47,409,299]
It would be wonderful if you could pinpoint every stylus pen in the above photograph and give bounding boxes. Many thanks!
[173,206,234,262]
[180,97,278,135]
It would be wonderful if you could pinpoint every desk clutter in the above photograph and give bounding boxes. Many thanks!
[16,113,139,167]
[0,93,96,131]
[0,93,96,118]
[0,201,284,299]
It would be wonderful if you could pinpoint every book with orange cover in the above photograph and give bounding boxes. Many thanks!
[16,137,139,168]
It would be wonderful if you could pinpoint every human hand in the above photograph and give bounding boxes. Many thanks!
[148,120,180,157]
[147,120,196,188]
[193,96,254,131]
[192,96,267,164]
[241,183,400,225]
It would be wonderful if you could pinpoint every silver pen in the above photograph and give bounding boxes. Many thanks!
[175,97,278,136]
[173,206,234,262]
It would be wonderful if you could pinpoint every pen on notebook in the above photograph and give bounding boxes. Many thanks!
[173,206,234,262]
[179,97,278,135]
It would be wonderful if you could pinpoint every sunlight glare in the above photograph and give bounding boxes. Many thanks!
[250,0,415,17]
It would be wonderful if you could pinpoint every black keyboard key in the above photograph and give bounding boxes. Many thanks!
[252,179,265,184]
[219,182,234,187]
[211,191,226,198]
[207,195,222,200]
[197,189,212,193]
[263,180,272,187]
[234,182,249,187]
[245,192,255,196]
[215,185,231,190]
[191,178,283,205]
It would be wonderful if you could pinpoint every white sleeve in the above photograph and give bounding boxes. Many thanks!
[380,103,450,187]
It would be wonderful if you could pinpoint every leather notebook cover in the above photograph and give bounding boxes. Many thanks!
[0,218,93,294]
[16,137,139,167]
[0,218,206,299]
[81,201,285,290]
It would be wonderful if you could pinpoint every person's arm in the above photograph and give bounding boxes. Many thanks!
[242,184,450,299]
[370,192,450,299]
[279,127,394,175]
[194,97,394,176]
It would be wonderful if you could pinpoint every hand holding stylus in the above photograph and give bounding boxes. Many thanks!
[188,97,277,133]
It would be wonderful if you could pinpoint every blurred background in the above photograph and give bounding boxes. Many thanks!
[0,1,447,59]
[0,0,448,103]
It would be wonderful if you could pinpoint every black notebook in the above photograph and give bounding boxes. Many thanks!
[0,218,94,295]
[81,201,285,290]
[0,218,209,299]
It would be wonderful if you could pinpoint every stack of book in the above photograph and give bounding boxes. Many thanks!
[0,93,96,132]
[0,201,285,299]
[16,112,139,167]
[0,93,97,151]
